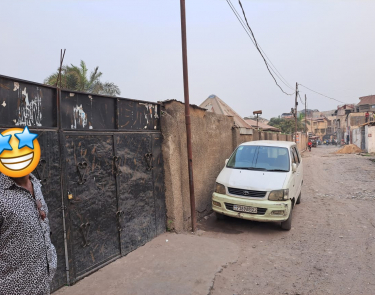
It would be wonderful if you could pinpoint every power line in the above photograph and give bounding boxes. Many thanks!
[226,0,348,105]
[298,84,346,104]
[226,0,294,91]
[226,0,294,95]
[298,92,305,105]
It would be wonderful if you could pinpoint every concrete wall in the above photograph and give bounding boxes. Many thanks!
[365,126,375,153]
[352,128,362,149]
[161,100,306,232]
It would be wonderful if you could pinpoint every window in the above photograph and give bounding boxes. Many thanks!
[227,145,290,172]
[293,147,301,163]
[291,148,299,165]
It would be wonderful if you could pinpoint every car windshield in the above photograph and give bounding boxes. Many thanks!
[227,145,290,172]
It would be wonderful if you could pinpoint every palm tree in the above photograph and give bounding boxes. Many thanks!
[44,60,121,96]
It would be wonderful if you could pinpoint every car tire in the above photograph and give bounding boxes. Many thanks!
[296,192,301,204]
[281,208,292,230]
[215,212,226,220]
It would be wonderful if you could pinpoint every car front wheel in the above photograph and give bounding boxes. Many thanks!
[296,192,301,204]
[281,207,292,230]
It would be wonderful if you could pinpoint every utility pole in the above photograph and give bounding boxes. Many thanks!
[294,82,298,143]
[305,94,307,134]
[180,0,196,232]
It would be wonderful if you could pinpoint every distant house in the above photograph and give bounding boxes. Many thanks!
[357,95,375,112]
[281,113,293,119]
[243,118,280,132]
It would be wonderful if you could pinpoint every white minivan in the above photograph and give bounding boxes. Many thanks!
[212,141,303,230]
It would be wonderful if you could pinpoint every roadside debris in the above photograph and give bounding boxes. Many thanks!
[335,144,362,154]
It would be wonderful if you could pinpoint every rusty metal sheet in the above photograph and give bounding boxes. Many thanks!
[118,99,160,131]
[60,91,115,130]
[151,134,166,235]
[64,134,120,279]
[115,133,156,255]
[0,76,57,128]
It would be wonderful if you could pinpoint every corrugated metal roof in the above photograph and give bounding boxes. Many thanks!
[244,118,280,132]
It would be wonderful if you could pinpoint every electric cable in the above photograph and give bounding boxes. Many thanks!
[226,0,294,95]
[226,0,294,91]
[237,0,294,95]
[298,84,346,104]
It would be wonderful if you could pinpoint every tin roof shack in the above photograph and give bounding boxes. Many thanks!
[243,118,281,132]
[357,95,375,113]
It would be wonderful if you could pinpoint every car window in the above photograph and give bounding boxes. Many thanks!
[294,147,301,163]
[290,148,298,164]
[227,145,290,172]
[292,147,300,164]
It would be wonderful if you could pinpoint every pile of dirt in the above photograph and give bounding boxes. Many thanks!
[335,144,363,154]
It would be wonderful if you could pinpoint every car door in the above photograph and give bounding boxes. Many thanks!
[291,146,302,199]
[289,147,297,202]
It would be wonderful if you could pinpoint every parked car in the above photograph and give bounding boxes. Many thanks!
[212,141,303,230]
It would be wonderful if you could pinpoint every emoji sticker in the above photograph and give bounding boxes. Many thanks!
[0,127,41,178]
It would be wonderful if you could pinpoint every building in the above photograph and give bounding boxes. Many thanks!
[243,118,281,132]
[199,95,280,133]
[307,117,330,140]
[356,95,375,112]
[199,94,253,134]
[281,113,293,119]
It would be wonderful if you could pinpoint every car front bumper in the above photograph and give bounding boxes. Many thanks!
[212,192,291,222]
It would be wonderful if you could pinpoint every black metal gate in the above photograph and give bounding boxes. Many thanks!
[0,75,166,291]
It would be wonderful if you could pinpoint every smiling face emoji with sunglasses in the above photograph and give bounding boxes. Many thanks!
[0,127,41,178]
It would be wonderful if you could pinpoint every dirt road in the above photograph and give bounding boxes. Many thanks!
[56,145,375,295]
[201,145,375,295]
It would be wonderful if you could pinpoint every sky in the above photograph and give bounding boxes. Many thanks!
[1,0,375,119]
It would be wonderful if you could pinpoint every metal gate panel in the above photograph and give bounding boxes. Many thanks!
[60,91,116,130]
[0,76,57,128]
[64,134,120,279]
[115,133,156,255]
[151,134,166,235]
[118,99,160,131]
[35,131,67,292]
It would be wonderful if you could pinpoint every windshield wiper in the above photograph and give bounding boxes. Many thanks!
[239,167,267,171]
[266,169,288,172]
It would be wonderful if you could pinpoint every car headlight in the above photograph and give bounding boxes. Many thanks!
[268,189,289,201]
[215,183,226,194]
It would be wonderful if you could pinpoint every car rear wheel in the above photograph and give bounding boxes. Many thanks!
[215,212,226,220]
[281,208,292,230]
[296,192,301,204]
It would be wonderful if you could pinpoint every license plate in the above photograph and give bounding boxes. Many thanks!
[233,205,257,213]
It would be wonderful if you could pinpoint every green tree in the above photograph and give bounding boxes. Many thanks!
[44,60,121,96]
[269,115,309,134]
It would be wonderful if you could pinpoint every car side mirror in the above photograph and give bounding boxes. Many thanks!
[292,163,297,172]
[225,159,229,166]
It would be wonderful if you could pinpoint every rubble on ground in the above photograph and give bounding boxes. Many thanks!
[335,144,363,154]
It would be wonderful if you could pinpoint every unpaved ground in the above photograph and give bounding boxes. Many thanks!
[201,145,375,295]
[55,145,375,295]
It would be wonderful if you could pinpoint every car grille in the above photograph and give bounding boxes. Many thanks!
[228,187,266,198]
[225,203,267,215]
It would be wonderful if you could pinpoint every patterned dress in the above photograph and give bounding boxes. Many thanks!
[0,173,57,295]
